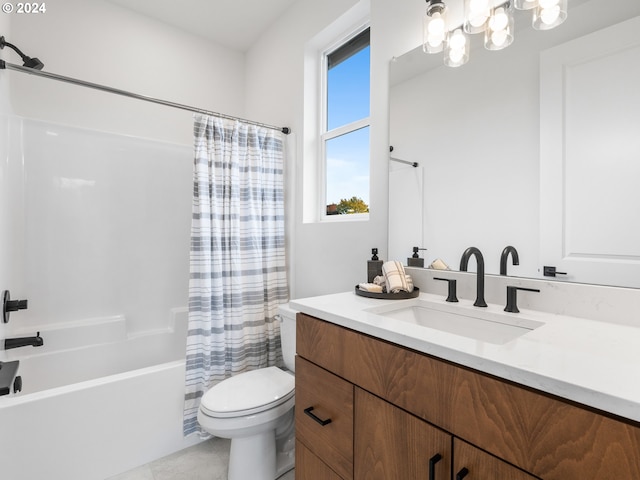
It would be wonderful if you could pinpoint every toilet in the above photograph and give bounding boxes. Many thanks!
[197,304,298,480]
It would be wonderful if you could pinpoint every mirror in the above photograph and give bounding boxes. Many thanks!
[389,0,640,288]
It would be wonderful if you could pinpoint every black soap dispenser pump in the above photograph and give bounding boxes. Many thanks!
[407,247,426,268]
[367,248,383,282]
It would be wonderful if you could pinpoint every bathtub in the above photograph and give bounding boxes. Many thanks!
[0,309,201,480]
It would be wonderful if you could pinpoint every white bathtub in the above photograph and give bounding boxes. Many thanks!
[0,309,201,480]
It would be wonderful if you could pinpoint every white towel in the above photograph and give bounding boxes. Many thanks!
[373,275,386,287]
[358,283,383,293]
[382,261,413,293]
[405,274,414,292]
[429,258,450,270]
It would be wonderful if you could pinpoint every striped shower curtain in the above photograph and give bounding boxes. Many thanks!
[183,114,289,436]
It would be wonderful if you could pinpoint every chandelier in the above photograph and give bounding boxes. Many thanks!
[423,0,568,67]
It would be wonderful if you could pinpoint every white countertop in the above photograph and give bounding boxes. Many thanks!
[289,291,640,423]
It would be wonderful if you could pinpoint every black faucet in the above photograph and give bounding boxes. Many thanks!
[4,332,43,350]
[459,247,487,307]
[500,246,519,275]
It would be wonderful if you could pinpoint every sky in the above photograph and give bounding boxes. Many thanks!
[325,45,371,208]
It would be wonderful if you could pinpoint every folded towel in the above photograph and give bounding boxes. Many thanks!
[382,261,412,293]
[405,274,414,292]
[358,283,383,293]
[429,258,450,270]
[373,275,386,287]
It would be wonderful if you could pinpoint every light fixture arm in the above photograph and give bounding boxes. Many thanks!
[0,36,44,70]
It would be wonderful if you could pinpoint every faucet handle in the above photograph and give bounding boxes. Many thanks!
[504,286,540,313]
[2,290,29,324]
[433,277,459,303]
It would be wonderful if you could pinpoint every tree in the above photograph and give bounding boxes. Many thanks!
[336,196,369,214]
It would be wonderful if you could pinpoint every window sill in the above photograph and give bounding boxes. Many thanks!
[321,213,369,223]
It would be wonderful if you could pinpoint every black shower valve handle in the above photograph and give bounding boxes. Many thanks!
[2,290,29,323]
[7,299,28,312]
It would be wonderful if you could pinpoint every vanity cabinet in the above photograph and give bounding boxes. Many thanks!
[295,313,640,480]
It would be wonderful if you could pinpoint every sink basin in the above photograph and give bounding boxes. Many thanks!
[365,299,544,345]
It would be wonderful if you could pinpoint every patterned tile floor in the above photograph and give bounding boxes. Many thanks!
[107,437,295,480]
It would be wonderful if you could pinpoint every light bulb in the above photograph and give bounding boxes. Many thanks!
[540,5,560,24]
[428,14,445,35]
[491,30,508,46]
[428,33,445,47]
[451,30,467,48]
[445,28,469,67]
[469,13,489,27]
[469,0,490,12]
[449,49,464,63]
[464,0,490,33]
[532,0,566,30]
[490,8,509,31]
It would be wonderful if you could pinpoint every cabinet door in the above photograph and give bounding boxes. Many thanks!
[296,440,345,480]
[453,439,537,480]
[355,388,451,480]
[296,356,354,480]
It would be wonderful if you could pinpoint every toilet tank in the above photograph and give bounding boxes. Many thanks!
[277,303,297,372]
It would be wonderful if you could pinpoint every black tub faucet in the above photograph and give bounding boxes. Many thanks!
[459,247,487,307]
[500,246,520,276]
[4,332,43,350]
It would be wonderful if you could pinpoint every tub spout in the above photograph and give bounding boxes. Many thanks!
[4,332,43,350]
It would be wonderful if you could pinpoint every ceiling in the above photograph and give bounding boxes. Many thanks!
[106,0,299,52]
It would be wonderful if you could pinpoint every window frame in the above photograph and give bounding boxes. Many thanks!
[319,24,371,222]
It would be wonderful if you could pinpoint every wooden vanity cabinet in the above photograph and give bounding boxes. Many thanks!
[295,313,640,480]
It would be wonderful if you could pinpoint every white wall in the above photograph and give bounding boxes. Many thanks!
[246,0,425,299]
[0,0,246,337]
[7,0,245,144]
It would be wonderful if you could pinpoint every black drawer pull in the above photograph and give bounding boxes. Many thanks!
[456,467,469,480]
[429,453,442,480]
[303,406,332,426]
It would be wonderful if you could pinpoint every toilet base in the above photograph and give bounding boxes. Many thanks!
[226,418,295,480]
[228,431,274,480]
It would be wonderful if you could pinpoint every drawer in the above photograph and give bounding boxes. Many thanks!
[296,439,345,480]
[295,356,353,480]
[453,438,537,480]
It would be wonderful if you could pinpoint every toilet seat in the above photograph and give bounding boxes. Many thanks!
[200,366,295,418]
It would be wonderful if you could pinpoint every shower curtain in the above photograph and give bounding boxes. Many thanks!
[183,114,288,436]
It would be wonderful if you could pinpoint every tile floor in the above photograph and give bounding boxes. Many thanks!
[107,438,295,480]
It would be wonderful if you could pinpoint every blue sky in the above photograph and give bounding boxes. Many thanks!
[326,45,370,207]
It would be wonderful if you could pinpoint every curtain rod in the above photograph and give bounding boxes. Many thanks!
[390,157,419,168]
[0,61,291,135]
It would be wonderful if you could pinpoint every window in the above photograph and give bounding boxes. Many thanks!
[322,27,370,217]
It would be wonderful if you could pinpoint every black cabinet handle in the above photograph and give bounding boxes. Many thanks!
[428,453,442,480]
[303,406,332,426]
[456,467,469,480]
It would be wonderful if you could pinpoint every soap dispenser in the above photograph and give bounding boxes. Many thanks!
[367,248,383,282]
[407,247,426,268]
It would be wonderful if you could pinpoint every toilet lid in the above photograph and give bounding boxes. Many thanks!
[200,366,295,418]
